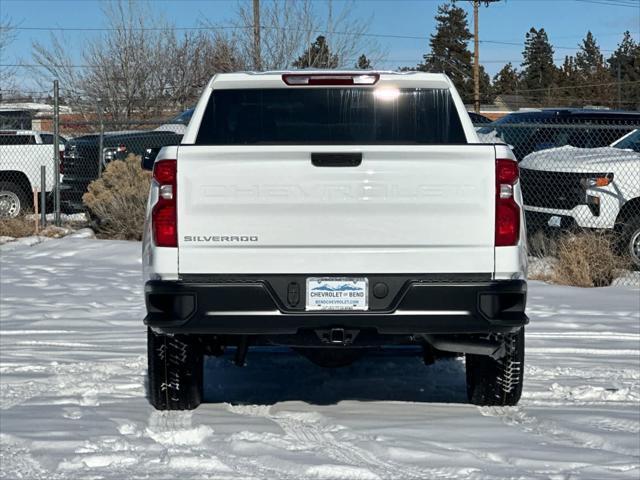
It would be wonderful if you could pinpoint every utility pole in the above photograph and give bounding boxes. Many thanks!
[469,0,500,113]
[473,0,480,113]
[253,0,261,71]
[617,62,621,109]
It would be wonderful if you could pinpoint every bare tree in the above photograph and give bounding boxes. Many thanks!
[30,0,384,123]
[221,0,384,70]
[32,0,244,123]
[0,17,17,92]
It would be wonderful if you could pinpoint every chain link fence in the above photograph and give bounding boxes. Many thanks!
[0,114,61,224]
[1,90,639,285]
[0,109,186,217]
[58,118,185,214]
[477,118,640,286]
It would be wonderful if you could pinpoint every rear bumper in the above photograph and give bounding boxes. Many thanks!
[144,275,528,335]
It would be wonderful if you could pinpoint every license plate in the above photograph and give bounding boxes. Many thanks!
[306,277,368,311]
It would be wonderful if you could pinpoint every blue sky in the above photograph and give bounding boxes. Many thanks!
[1,0,639,89]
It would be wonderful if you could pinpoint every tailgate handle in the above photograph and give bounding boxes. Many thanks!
[311,153,362,167]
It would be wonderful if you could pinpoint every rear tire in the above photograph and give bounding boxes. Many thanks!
[465,328,524,406]
[0,181,30,218]
[620,215,640,269]
[147,328,204,410]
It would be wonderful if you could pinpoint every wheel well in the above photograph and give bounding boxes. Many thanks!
[0,171,34,208]
[616,197,640,226]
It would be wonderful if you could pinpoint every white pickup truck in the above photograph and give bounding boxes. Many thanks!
[0,130,65,217]
[142,71,528,410]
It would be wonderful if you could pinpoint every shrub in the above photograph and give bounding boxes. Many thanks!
[551,231,631,287]
[0,216,36,238]
[527,230,558,258]
[83,155,151,240]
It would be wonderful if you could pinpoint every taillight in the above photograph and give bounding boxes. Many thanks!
[152,159,177,247]
[282,73,379,86]
[59,149,64,174]
[495,159,520,247]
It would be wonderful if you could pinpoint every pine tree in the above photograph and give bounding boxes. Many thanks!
[574,31,613,107]
[355,54,372,69]
[492,62,519,96]
[466,65,494,104]
[576,31,602,72]
[521,27,557,104]
[607,31,640,110]
[292,36,339,69]
[554,55,579,106]
[417,2,474,102]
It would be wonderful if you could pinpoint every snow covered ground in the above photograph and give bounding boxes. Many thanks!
[1,237,638,479]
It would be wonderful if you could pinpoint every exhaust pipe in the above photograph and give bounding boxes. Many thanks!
[422,335,505,360]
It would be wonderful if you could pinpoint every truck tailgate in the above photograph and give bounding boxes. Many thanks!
[177,144,496,274]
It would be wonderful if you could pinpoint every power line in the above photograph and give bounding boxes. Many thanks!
[0,53,616,69]
[4,78,636,98]
[0,23,625,51]
[572,0,640,8]
[515,79,640,94]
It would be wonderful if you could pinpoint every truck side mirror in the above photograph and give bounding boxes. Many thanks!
[141,147,160,171]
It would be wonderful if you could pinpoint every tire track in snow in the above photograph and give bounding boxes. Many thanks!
[480,406,640,458]
[587,416,640,435]
[0,434,64,480]
[0,356,144,410]
[225,404,483,480]
[527,332,640,340]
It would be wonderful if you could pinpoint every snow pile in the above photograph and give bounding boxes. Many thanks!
[0,237,638,479]
[0,227,95,249]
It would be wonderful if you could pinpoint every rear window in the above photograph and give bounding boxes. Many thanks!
[0,134,35,145]
[195,88,467,145]
[39,134,68,145]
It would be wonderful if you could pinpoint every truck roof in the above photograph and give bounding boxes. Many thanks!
[0,130,53,135]
[208,71,453,90]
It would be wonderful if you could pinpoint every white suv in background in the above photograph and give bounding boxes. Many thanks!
[520,129,640,265]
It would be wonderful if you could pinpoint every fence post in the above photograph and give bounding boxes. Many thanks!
[53,80,61,226]
[33,187,39,234]
[98,102,104,177]
[40,165,47,228]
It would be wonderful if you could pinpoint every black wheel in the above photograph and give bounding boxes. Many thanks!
[620,215,640,269]
[465,328,525,406]
[147,328,204,410]
[0,181,30,218]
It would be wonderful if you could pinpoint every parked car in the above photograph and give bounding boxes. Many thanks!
[468,111,492,124]
[142,71,528,410]
[520,129,640,266]
[0,130,66,217]
[478,108,640,161]
[154,108,194,135]
[61,118,187,213]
